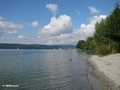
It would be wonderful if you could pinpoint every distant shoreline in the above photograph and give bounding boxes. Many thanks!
[0,43,75,49]
[87,54,120,90]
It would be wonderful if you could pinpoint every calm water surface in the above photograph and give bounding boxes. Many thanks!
[0,49,95,90]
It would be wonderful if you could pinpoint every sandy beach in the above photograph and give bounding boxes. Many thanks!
[88,54,120,90]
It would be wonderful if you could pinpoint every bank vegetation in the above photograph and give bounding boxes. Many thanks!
[76,3,120,55]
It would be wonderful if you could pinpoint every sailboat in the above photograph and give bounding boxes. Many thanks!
[52,48,55,52]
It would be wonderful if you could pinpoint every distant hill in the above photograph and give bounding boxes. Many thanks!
[0,43,76,49]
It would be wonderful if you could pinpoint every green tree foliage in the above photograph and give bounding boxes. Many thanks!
[85,36,95,50]
[93,2,120,55]
[76,40,86,49]
[76,3,120,55]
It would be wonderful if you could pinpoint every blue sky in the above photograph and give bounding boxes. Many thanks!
[0,0,120,45]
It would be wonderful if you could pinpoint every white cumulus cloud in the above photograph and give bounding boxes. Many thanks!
[0,16,4,21]
[88,6,99,14]
[18,35,28,39]
[39,15,73,36]
[0,31,3,38]
[76,10,81,15]
[74,15,107,38]
[0,20,23,34]
[0,36,4,40]
[38,15,107,45]
[46,3,58,16]
[30,21,39,27]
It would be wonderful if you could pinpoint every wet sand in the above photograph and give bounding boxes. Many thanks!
[87,54,120,90]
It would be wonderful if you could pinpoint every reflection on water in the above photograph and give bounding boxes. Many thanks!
[0,49,93,89]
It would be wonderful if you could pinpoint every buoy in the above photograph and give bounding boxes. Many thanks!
[83,58,86,61]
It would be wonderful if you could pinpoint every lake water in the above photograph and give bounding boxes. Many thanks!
[0,49,101,90]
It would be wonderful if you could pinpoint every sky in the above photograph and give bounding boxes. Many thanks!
[0,0,120,45]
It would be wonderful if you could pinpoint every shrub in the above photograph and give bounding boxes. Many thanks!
[95,44,110,55]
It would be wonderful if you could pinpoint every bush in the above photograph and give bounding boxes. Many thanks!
[95,44,110,55]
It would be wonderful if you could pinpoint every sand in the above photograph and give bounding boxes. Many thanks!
[88,54,120,90]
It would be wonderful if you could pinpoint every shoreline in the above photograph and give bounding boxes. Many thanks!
[87,54,120,90]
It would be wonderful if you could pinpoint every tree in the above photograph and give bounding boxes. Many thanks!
[76,40,86,49]
[85,36,95,50]
[106,3,120,52]
[93,2,120,55]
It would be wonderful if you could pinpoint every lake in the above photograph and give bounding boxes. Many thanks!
[0,49,102,90]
